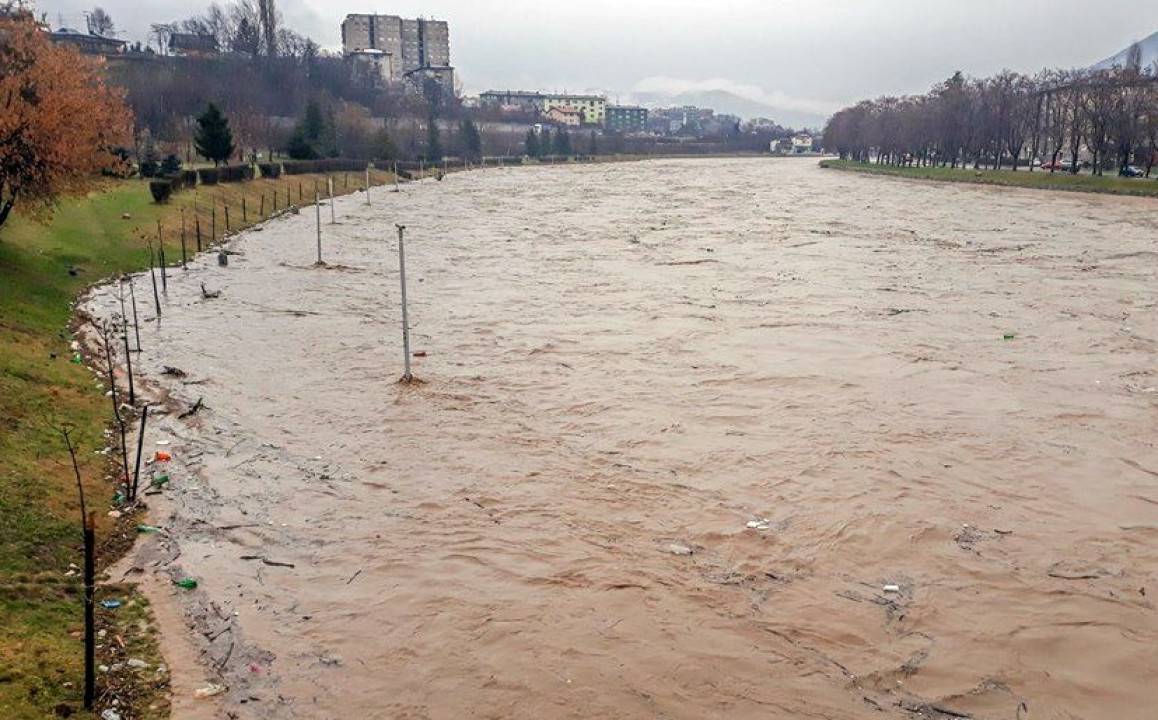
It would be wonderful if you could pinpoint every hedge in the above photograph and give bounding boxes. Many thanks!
[282,158,370,175]
[198,168,219,185]
[181,169,198,187]
[258,162,281,179]
[218,164,255,183]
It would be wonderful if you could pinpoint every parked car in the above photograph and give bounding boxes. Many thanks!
[1119,165,1145,178]
[1041,160,1064,171]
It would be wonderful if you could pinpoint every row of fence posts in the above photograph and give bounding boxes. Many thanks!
[145,165,416,382]
[71,164,420,711]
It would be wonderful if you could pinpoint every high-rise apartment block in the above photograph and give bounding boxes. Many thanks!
[341,14,453,91]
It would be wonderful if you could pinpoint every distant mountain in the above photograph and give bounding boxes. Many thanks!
[628,88,827,130]
[1091,30,1158,71]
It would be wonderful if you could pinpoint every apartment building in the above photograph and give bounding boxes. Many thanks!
[341,14,453,90]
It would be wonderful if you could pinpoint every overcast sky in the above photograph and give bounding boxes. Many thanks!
[36,0,1158,115]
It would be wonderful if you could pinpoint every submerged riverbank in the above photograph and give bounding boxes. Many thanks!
[82,157,1157,719]
[0,168,398,719]
[821,158,1158,198]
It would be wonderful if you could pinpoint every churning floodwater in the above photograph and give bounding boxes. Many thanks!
[87,158,1158,719]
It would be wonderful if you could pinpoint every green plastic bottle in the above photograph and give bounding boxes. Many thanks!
[174,578,198,590]
[136,524,162,533]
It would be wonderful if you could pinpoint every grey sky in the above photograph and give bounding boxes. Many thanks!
[36,0,1158,116]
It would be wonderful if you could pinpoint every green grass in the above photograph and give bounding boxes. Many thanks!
[0,169,395,718]
[819,159,1158,198]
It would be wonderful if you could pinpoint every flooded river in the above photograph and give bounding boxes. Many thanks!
[88,158,1158,719]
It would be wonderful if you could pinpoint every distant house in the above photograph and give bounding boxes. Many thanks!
[480,90,544,114]
[480,90,607,125]
[791,133,815,153]
[48,27,126,55]
[169,33,219,57]
[545,106,583,127]
[605,105,648,134]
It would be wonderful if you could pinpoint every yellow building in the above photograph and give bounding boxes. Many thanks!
[538,94,606,125]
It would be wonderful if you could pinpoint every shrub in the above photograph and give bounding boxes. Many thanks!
[198,167,219,185]
[139,158,158,178]
[160,154,182,175]
[149,179,173,204]
[181,169,198,187]
[163,173,183,192]
[258,162,281,179]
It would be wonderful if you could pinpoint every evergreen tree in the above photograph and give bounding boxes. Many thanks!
[285,130,318,160]
[460,117,482,162]
[194,103,235,166]
[524,129,539,157]
[553,129,572,156]
[286,100,335,159]
[539,128,551,157]
[588,131,598,157]
[377,128,398,161]
[425,113,443,162]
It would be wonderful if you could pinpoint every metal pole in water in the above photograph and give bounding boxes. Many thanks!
[315,191,322,265]
[396,224,412,382]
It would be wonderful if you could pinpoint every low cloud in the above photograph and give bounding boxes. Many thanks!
[630,76,841,116]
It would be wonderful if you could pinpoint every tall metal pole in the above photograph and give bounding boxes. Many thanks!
[329,176,336,224]
[315,191,323,265]
[396,224,412,382]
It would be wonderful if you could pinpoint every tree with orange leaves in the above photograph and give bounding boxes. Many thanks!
[0,8,133,230]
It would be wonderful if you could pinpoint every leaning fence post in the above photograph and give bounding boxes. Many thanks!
[148,245,162,317]
[242,196,247,223]
[396,224,412,383]
[131,404,148,502]
[128,277,142,352]
[156,221,167,294]
[260,193,265,218]
[122,317,135,406]
[225,204,231,232]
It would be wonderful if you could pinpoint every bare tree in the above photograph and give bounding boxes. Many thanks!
[87,6,113,36]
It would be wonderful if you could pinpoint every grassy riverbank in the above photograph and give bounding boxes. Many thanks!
[0,169,393,718]
[820,159,1158,198]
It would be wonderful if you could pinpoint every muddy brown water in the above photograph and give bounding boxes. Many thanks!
[87,158,1157,719]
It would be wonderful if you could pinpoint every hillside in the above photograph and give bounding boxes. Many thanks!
[629,88,827,129]
[1091,29,1158,70]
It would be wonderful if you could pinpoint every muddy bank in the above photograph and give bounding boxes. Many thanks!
[85,159,1157,719]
